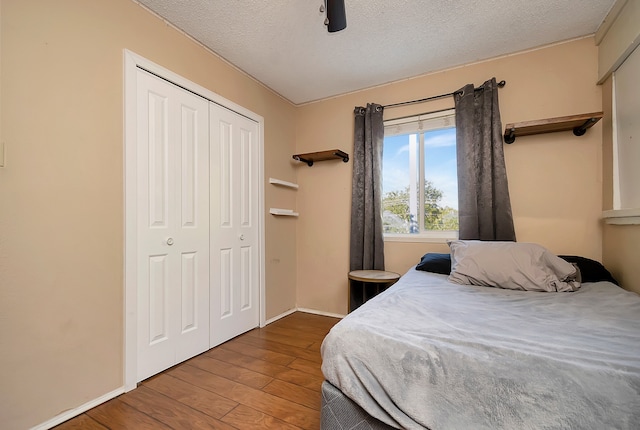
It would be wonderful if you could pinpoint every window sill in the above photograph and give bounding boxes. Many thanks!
[602,208,640,225]
[384,232,458,243]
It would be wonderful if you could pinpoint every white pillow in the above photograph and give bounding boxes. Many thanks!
[447,240,580,292]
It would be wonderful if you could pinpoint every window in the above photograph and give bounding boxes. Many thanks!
[612,43,640,210]
[382,109,458,240]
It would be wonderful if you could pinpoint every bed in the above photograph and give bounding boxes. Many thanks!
[320,241,640,430]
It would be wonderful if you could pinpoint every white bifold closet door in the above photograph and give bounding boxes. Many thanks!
[209,103,260,347]
[136,68,210,382]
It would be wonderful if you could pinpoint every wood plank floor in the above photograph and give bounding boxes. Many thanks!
[54,312,340,430]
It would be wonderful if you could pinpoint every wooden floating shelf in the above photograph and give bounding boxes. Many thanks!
[503,112,603,144]
[292,149,349,166]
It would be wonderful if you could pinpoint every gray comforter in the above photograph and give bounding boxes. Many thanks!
[321,268,640,429]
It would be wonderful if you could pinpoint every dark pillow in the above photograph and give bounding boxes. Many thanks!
[558,255,618,285]
[416,253,451,275]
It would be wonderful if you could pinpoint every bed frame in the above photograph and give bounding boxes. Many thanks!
[321,381,397,430]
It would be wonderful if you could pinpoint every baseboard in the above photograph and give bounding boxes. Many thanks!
[296,307,346,319]
[263,307,297,326]
[263,307,345,326]
[31,387,124,430]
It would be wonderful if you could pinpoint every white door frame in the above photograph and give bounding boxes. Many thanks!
[123,49,266,391]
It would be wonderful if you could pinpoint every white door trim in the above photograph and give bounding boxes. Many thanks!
[123,49,266,391]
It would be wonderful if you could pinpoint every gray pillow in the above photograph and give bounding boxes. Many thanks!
[447,240,581,292]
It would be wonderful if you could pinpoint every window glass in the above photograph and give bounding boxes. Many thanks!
[423,127,458,230]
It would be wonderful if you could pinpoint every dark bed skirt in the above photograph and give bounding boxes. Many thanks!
[321,380,398,430]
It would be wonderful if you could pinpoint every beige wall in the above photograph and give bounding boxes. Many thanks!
[603,225,640,292]
[0,1,297,428]
[597,0,640,294]
[296,37,604,315]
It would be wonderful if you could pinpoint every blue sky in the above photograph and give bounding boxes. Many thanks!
[382,127,458,209]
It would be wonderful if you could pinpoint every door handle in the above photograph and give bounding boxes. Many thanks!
[166,237,174,246]
[239,234,245,241]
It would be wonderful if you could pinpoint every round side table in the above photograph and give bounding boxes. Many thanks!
[348,270,400,312]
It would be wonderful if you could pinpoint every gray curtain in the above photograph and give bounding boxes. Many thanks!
[454,78,516,241]
[350,104,385,271]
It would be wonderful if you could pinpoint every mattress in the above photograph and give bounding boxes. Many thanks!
[321,268,640,429]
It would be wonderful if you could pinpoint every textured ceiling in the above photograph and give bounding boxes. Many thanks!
[136,0,615,105]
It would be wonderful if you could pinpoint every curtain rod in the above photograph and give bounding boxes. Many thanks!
[382,80,506,109]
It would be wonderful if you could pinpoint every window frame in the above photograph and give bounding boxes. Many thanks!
[382,109,459,242]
